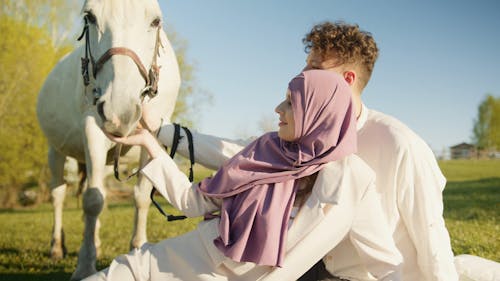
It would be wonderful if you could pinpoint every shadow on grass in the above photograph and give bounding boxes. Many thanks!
[0,247,79,281]
[0,272,72,281]
[443,177,500,220]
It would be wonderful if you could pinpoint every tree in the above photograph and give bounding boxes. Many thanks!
[472,94,500,152]
[1,0,80,49]
[0,16,70,206]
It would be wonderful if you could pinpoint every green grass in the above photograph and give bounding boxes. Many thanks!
[439,159,500,261]
[439,159,500,182]
[0,161,498,280]
[0,198,202,280]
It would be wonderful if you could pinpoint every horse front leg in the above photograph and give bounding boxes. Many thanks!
[48,146,68,259]
[71,115,108,281]
[130,147,153,249]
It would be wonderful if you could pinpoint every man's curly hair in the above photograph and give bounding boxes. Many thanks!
[303,21,379,90]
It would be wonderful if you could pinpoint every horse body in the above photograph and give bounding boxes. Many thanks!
[36,0,180,279]
[38,48,87,162]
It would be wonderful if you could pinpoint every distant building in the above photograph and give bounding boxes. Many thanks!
[449,142,476,159]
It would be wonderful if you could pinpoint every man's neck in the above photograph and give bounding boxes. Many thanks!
[352,93,363,119]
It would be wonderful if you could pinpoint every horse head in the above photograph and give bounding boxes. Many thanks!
[79,0,165,137]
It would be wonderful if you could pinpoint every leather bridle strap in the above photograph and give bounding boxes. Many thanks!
[113,144,139,182]
[169,123,182,158]
[93,47,150,85]
[77,16,161,98]
[150,191,187,221]
[150,123,196,222]
[166,123,195,182]
[77,17,94,86]
[182,126,195,182]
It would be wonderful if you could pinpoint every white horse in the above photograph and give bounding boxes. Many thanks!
[36,0,180,279]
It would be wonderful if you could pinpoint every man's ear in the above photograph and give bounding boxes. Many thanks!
[343,71,356,86]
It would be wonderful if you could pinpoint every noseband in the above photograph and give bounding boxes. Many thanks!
[77,16,162,102]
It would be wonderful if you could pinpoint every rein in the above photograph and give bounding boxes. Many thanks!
[149,124,194,221]
[112,123,195,222]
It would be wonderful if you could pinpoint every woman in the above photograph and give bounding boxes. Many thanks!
[83,70,401,281]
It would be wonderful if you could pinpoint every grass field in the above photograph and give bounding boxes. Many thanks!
[0,160,499,280]
[439,160,500,261]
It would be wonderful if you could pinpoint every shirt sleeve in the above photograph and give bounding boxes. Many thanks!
[349,185,402,281]
[140,149,221,217]
[156,122,250,170]
[397,143,458,281]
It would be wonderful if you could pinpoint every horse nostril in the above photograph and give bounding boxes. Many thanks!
[97,101,106,121]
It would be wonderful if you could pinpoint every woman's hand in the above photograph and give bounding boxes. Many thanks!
[106,129,163,158]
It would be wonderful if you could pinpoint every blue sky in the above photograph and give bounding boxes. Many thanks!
[159,0,500,155]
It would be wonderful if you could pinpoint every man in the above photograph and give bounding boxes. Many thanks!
[143,21,457,280]
[301,21,457,281]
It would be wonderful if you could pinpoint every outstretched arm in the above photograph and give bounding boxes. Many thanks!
[106,129,220,217]
[140,103,250,170]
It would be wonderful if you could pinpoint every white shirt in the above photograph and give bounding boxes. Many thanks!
[156,104,456,280]
[323,104,457,281]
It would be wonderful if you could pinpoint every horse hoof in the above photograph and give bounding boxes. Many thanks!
[130,237,147,250]
[50,247,65,260]
[50,229,67,259]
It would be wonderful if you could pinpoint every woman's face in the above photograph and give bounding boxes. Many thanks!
[275,89,295,141]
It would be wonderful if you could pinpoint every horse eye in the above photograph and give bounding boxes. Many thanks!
[151,17,161,28]
[85,12,97,25]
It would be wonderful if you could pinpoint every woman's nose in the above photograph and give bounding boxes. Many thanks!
[275,102,283,114]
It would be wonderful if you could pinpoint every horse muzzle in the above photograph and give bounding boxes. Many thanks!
[97,101,141,137]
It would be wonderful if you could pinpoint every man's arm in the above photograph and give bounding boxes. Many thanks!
[156,123,250,170]
[322,179,402,281]
[397,144,458,281]
[347,186,402,281]
[263,156,399,281]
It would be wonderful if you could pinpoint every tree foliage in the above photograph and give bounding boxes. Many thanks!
[472,94,500,151]
[1,0,80,48]
[0,16,72,206]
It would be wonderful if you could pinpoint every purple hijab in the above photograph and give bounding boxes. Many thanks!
[198,70,357,266]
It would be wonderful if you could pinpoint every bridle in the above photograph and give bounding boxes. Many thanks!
[77,15,162,103]
[77,14,162,183]
[77,14,163,177]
